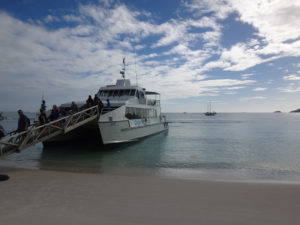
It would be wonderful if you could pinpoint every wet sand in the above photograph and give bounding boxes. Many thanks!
[1,168,300,225]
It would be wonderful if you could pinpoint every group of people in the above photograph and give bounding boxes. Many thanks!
[38,101,59,126]
[38,101,79,126]
[85,94,106,109]
[0,94,109,139]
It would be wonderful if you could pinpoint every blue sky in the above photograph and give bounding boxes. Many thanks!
[0,0,300,112]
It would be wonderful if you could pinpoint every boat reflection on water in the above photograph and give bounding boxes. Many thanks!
[39,131,169,174]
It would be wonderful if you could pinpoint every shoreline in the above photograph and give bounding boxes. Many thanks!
[2,163,300,185]
[1,167,300,225]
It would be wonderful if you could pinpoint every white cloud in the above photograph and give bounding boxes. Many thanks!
[278,86,300,93]
[253,87,267,91]
[240,96,267,101]
[184,0,234,19]
[283,74,300,81]
[188,0,300,72]
[63,14,83,23]
[241,73,254,79]
[231,0,300,43]
[197,79,255,87]
[44,15,60,23]
[98,0,114,7]
[225,86,245,90]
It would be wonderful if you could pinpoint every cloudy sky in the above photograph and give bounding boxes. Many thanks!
[0,0,300,112]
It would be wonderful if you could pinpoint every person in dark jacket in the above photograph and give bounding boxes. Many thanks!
[98,99,104,110]
[93,95,100,106]
[49,105,60,121]
[70,101,79,113]
[106,99,111,107]
[17,110,29,132]
[0,124,6,138]
[86,95,94,108]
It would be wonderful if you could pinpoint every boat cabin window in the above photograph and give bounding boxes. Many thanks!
[108,90,114,97]
[100,89,137,97]
[130,89,136,96]
[113,90,119,97]
[123,90,130,96]
[125,107,158,119]
[100,90,108,97]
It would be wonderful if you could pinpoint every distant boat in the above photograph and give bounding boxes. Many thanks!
[183,112,187,114]
[274,111,282,113]
[204,102,216,116]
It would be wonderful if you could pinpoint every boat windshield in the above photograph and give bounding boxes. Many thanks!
[99,89,136,97]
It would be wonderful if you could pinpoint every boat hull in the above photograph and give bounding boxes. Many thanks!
[42,121,102,146]
[43,119,168,146]
[99,120,168,144]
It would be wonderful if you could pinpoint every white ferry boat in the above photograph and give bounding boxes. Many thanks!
[43,60,168,146]
[97,79,168,144]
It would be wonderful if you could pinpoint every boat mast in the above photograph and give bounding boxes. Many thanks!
[207,101,212,113]
[120,57,126,79]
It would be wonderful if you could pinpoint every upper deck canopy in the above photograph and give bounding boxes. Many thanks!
[145,91,160,95]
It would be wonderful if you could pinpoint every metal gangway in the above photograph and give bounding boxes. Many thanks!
[0,106,99,158]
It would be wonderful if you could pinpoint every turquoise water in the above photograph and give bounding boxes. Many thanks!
[2,113,300,183]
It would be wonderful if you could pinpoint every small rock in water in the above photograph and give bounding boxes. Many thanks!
[0,174,10,181]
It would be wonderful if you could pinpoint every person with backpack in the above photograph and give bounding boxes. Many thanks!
[41,100,46,111]
[0,124,7,139]
[38,109,47,125]
[17,109,30,132]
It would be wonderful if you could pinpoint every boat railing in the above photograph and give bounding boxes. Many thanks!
[100,106,119,115]
[0,105,99,157]
[138,98,146,105]
[126,98,147,105]
[147,99,160,106]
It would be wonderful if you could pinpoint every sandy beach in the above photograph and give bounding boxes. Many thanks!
[0,168,300,225]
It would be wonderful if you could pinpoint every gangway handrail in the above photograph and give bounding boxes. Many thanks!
[0,105,99,157]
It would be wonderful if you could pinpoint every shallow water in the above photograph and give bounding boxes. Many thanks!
[2,112,300,183]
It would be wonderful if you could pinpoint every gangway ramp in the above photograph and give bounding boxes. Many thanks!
[0,106,99,158]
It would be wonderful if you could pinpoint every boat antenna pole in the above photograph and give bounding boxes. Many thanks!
[41,90,45,104]
[120,57,125,80]
[134,49,138,86]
